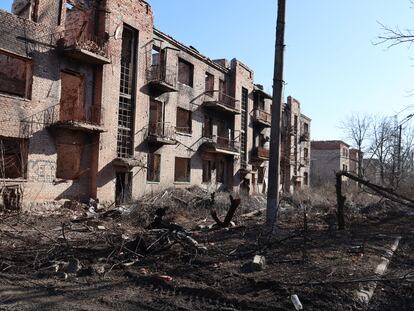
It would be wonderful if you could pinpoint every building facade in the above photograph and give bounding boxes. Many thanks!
[310,140,350,186]
[0,0,311,210]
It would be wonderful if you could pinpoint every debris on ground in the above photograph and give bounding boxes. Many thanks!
[0,186,413,310]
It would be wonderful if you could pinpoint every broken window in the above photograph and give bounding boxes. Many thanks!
[202,160,212,183]
[117,25,137,158]
[178,58,194,87]
[174,157,191,182]
[176,107,192,134]
[0,51,32,98]
[205,72,214,94]
[0,137,28,179]
[147,153,161,182]
[56,143,83,180]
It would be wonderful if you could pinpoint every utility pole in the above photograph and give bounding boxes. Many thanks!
[266,0,286,230]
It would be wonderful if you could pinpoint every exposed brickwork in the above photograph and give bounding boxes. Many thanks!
[1,0,312,209]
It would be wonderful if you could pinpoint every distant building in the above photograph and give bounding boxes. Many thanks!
[310,140,350,186]
[280,96,311,193]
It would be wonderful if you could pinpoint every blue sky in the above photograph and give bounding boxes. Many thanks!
[2,0,414,141]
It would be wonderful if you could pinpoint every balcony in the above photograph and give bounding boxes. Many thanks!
[203,91,240,114]
[252,146,270,161]
[47,103,104,133]
[200,132,240,156]
[146,65,178,93]
[60,29,110,65]
[252,108,271,127]
[145,123,176,145]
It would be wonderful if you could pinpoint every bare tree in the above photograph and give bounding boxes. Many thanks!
[368,116,393,184]
[340,113,372,179]
[376,1,414,48]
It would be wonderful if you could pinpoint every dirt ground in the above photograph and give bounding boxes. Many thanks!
[0,189,413,311]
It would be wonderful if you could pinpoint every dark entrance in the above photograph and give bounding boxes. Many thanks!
[115,172,132,205]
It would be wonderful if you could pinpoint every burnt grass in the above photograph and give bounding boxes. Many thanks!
[0,194,413,311]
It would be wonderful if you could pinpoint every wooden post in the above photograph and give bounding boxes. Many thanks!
[336,172,346,230]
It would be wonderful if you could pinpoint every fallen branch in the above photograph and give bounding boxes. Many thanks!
[211,195,241,228]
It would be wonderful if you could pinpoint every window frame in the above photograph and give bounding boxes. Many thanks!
[0,50,33,99]
[147,153,161,182]
[176,107,192,134]
[174,157,191,183]
[178,58,194,87]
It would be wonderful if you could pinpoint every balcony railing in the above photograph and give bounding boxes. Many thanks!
[60,28,110,64]
[59,104,103,126]
[19,103,103,137]
[203,91,240,113]
[145,122,176,144]
[253,108,271,126]
[252,146,270,160]
[146,64,177,91]
[201,129,240,153]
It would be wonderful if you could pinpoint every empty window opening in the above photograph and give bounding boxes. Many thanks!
[304,122,309,134]
[147,153,161,182]
[149,99,164,135]
[304,172,309,186]
[175,157,191,182]
[56,143,84,180]
[11,0,38,21]
[117,26,138,158]
[304,147,309,160]
[202,159,212,183]
[203,115,213,138]
[258,167,265,184]
[65,2,74,10]
[176,107,192,134]
[151,47,161,66]
[0,51,32,98]
[0,137,28,179]
[60,71,85,122]
[216,159,225,183]
[178,58,194,87]
[115,172,132,205]
[205,72,214,94]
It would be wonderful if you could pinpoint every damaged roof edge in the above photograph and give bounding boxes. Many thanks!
[154,28,230,73]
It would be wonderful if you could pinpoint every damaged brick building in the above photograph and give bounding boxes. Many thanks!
[0,0,311,210]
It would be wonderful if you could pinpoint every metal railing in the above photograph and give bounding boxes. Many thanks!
[146,122,176,141]
[146,64,177,88]
[63,28,109,59]
[253,108,271,124]
[59,104,102,125]
[202,129,240,152]
[19,103,103,137]
[204,90,240,111]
